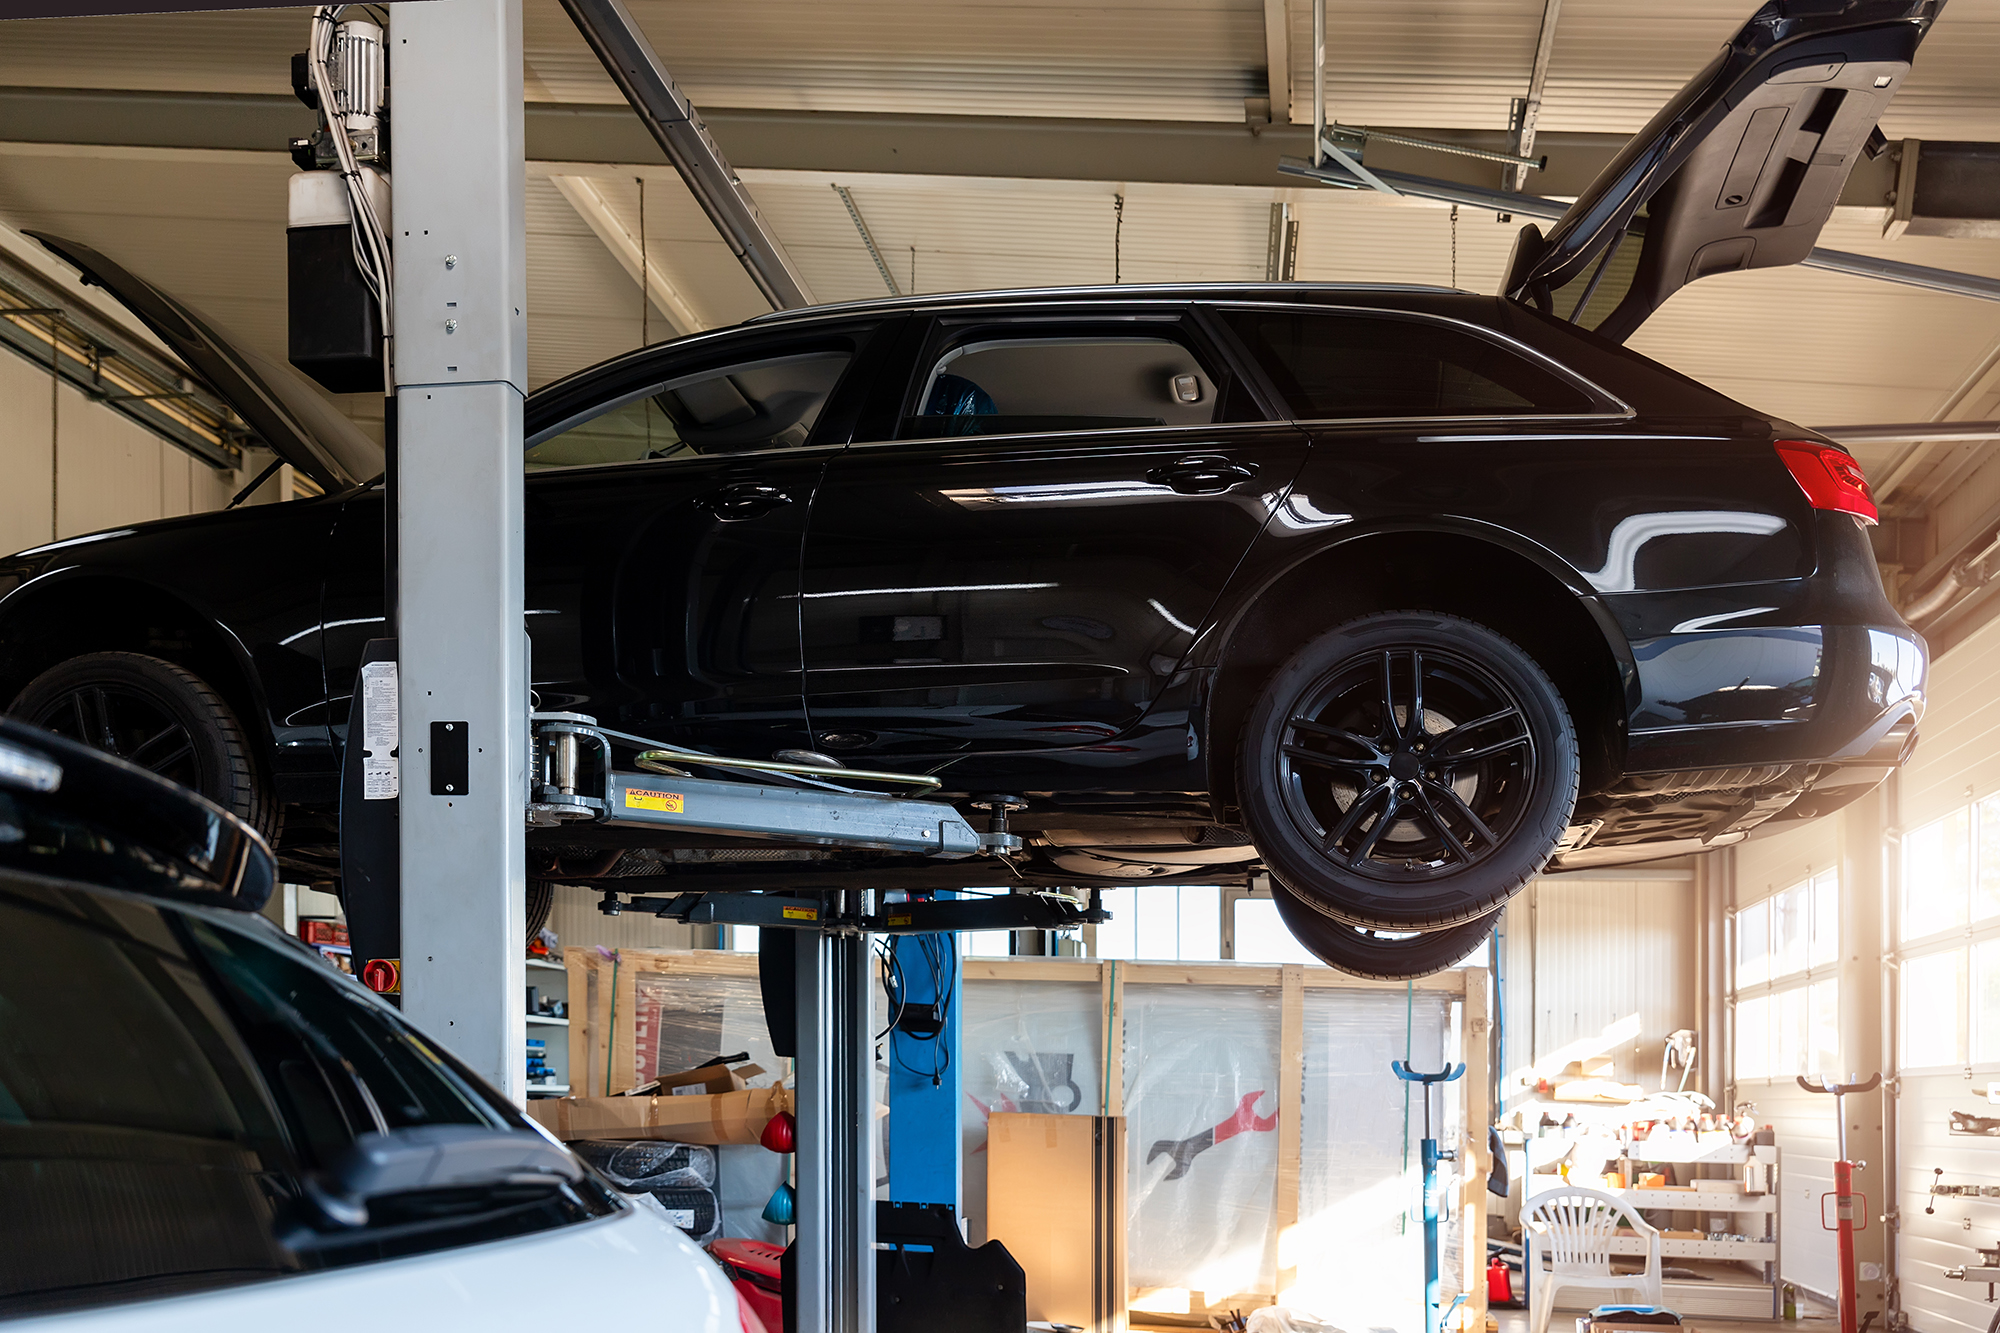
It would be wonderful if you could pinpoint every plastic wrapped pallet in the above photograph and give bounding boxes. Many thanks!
[1122,982,1284,1309]
[1291,987,1457,1333]
[570,1138,718,1191]
[958,978,1104,1244]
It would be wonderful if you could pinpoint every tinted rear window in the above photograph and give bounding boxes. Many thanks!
[1219,308,1597,419]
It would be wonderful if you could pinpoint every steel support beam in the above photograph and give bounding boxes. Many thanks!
[393,0,530,1100]
[1261,0,1291,126]
[1837,789,1891,1325]
[548,174,704,335]
[0,85,1634,194]
[1283,156,2000,306]
[1817,420,2000,445]
[1508,0,1563,192]
[555,0,812,310]
[794,922,876,1333]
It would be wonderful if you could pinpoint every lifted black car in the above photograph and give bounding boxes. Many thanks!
[0,0,1937,977]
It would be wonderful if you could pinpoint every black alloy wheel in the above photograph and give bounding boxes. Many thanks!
[1269,876,1499,980]
[1238,612,1577,931]
[9,652,279,842]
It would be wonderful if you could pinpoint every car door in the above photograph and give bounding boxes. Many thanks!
[1503,0,1941,341]
[800,305,1308,766]
[522,324,888,758]
[323,323,888,763]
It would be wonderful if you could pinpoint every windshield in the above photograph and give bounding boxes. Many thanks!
[0,876,614,1316]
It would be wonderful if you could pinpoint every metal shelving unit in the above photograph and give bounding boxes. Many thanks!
[526,957,569,1097]
[1527,1140,1781,1319]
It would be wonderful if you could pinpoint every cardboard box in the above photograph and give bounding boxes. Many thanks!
[527,1083,791,1145]
[987,1113,1128,1333]
[623,1059,765,1097]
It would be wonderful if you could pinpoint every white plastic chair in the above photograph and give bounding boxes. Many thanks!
[1523,1185,1665,1333]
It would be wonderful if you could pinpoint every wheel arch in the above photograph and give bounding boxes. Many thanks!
[1204,522,1636,818]
[0,570,276,753]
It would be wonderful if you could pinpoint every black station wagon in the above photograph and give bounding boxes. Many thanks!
[0,0,1936,976]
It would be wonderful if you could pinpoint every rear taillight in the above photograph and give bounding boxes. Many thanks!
[1775,440,1877,525]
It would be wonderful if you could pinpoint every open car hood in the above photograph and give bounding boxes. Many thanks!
[28,232,382,491]
[1504,0,1944,342]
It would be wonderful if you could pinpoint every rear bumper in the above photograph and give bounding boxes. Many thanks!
[1619,621,1926,775]
[1557,618,1925,865]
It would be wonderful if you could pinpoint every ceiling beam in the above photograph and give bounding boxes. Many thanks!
[0,85,1636,194]
[557,0,812,310]
[547,173,706,335]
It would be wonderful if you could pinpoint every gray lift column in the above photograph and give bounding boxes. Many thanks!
[393,0,530,1099]
[794,913,877,1333]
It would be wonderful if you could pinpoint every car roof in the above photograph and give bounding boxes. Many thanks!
[742,281,1472,326]
[0,717,276,911]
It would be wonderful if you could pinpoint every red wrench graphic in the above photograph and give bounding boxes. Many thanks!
[1147,1090,1279,1180]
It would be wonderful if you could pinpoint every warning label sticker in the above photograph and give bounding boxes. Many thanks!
[624,788,684,813]
[782,906,818,921]
[360,660,399,801]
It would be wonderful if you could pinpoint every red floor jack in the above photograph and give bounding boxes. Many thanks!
[1798,1073,1883,1333]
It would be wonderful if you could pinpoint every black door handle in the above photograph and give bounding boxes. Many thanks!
[696,483,791,520]
[1146,456,1260,495]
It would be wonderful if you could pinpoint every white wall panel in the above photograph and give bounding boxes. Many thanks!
[1899,610,2000,833]
[1885,567,2000,1333]
[1737,818,1842,910]
[1898,1070,2000,1333]
[1498,876,1695,1105]
[0,349,242,557]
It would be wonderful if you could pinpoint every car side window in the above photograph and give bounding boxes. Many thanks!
[526,348,854,471]
[0,881,612,1316]
[899,331,1244,440]
[1217,307,1598,419]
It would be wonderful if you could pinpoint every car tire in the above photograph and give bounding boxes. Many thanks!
[1270,877,1499,980]
[10,652,280,843]
[1237,610,1577,930]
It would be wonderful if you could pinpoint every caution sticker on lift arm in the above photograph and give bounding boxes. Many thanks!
[624,788,684,813]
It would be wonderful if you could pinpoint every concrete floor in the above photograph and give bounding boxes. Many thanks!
[1493,1302,1838,1333]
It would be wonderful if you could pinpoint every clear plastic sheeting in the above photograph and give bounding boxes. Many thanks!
[631,972,784,1088]
[959,979,1104,1243]
[628,969,792,1242]
[570,1138,718,1190]
[1124,984,1283,1308]
[1291,989,1457,1333]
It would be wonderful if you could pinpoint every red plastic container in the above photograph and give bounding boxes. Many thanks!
[1487,1255,1513,1305]
[708,1237,784,1333]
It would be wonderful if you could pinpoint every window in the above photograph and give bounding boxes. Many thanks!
[1895,794,2000,1073]
[1217,307,1598,420]
[1733,872,1838,1083]
[1094,885,1223,961]
[1230,895,1322,966]
[526,349,852,470]
[1736,993,1769,1081]
[901,333,1233,440]
[1904,806,1973,940]
[1904,947,1969,1069]
[1738,895,1770,988]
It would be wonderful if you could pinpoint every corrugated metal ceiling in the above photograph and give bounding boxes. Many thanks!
[0,0,1997,462]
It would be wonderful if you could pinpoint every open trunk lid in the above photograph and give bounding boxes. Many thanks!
[28,232,381,492]
[1503,0,1944,342]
